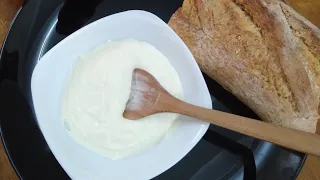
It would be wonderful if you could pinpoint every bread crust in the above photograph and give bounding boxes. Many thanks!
[168,0,320,133]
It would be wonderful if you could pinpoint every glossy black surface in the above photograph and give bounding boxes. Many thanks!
[0,0,306,179]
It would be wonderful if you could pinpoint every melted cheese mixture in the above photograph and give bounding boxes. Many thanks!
[61,39,183,160]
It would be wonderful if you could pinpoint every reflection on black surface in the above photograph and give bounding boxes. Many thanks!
[56,0,103,35]
[203,130,256,180]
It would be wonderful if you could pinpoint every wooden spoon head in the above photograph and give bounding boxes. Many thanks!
[123,68,167,120]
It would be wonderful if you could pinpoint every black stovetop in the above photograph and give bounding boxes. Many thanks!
[0,0,305,179]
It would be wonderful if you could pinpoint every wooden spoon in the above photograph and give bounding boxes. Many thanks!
[123,68,320,156]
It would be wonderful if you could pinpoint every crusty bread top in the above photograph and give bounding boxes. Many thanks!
[168,0,320,133]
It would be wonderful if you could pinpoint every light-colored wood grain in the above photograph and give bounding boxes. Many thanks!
[299,156,320,180]
[0,141,17,180]
[0,0,22,45]
[284,0,320,28]
[0,0,319,180]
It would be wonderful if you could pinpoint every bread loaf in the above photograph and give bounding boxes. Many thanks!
[168,0,320,133]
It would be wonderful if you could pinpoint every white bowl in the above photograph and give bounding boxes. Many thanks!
[31,10,212,180]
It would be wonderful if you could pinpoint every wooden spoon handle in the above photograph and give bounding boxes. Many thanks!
[162,94,320,156]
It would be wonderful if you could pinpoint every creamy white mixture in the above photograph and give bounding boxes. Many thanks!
[61,39,183,160]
